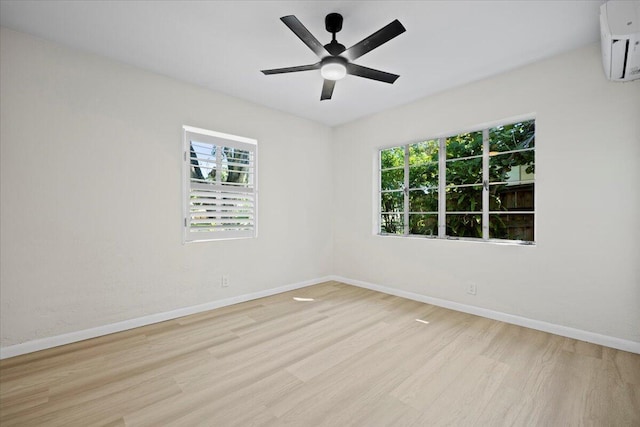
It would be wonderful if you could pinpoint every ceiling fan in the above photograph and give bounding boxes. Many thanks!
[261,13,406,100]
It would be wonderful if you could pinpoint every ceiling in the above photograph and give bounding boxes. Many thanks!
[0,1,603,127]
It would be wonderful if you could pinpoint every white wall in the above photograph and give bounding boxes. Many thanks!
[332,44,640,343]
[2,26,639,352]
[0,28,333,348]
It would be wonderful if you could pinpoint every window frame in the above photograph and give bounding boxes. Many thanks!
[182,125,258,243]
[377,115,535,245]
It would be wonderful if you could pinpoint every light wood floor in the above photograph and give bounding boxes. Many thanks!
[1,281,638,426]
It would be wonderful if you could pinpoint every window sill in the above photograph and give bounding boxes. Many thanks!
[375,233,536,247]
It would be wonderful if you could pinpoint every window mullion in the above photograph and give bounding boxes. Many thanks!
[438,137,446,238]
[482,128,489,240]
[403,145,410,235]
[215,144,222,185]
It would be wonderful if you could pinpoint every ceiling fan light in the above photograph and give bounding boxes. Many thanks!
[321,63,347,80]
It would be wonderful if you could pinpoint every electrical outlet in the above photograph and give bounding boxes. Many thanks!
[221,275,229,288]
[467,283,477,295]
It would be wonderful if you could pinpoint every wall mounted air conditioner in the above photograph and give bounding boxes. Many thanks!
[600,0,640,81]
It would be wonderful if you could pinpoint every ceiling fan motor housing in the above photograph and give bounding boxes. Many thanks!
[325,41,346,55]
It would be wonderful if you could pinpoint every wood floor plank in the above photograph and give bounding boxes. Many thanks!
[285,320,395,382]
[1,281,638,426]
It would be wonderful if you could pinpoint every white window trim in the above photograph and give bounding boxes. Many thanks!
[376,115,536,245]
[182,126,258,243]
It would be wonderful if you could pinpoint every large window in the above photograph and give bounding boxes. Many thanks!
[183,126,257,242]
[379,118,535,243]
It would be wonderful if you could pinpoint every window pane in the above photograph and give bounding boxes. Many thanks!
[190,141,216,182]
[381,168,404,190]
[380,146,405,236]
[446,131,482,159]
[489,151,534,183]
[446,214,482,238]
[381,191,403,213]
[490,214,534,241]
[409,140,439,165]
[446,185,482,212]
[409,189,438,212]
[409,162,438,189]
[446,157,482,185]
[222,147,251,185]
[380,213,404,234]
[489,120,535,153]
[381,146,404,169]
[489,183,534,211]
[409,214,438,236]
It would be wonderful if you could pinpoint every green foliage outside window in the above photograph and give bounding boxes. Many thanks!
[380,120,535,241]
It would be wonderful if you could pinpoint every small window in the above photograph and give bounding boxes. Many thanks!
[379,118,535,243]
[183,126,257,242]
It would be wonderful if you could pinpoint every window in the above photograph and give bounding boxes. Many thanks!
[379,118,534,243]
[183,126,257,242]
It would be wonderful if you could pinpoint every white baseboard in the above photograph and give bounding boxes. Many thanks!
[3,275,638,359]
[328,275,640,354]
[0,276,330,360]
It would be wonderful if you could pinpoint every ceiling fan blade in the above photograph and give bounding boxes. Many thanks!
[281,15,329,58]
[346,63,400,84]
[320,79,336,100]
[261,63,321,75]
[343,19,406,61]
